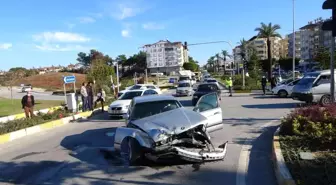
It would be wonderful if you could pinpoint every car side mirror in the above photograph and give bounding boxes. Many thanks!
[193,107,200,112]
[122,113,129,120]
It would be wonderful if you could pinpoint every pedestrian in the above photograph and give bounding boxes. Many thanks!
[270,75,277,89]
[86,82,94,111]
[225,77,233,97]
[261,76,267,95]
[21,90,35,118]
[80,82,88,112]
[94,88,106,112]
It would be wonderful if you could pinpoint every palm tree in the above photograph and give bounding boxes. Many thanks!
[207,56,215,72]
[215,53,221,73]
[221,50,232,74]
[255,22,281,80]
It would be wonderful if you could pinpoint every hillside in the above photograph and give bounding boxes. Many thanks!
[14,72,86,90]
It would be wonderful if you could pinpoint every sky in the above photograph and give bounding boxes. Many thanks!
[0,0,331,70]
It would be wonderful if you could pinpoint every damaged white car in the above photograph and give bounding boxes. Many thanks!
[114,93,227,164]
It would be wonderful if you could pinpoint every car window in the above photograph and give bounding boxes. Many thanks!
[119,91,143,100]
[130,85,142,90]
[130,100,182,120]
[197,84,218,91]
[315,75,331,86]
[146,85,156,89]
[143,90,151,95]
[149,90,158,94]
[196,93,219,112]
[207,80,217,83]
[178,83,190,87]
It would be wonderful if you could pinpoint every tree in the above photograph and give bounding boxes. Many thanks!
[277,58,300,71]
[221,50,232,73]
[314,47,332,69]
[255,22,282,80]
[77,50,113,68]
[215,53,221,73]
[207,56,216,72]
[86,59,115,93]
[247,52,259,78]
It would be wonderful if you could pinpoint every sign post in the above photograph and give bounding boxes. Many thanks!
[63,75,76,107]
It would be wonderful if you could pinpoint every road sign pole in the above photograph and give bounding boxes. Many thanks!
[331,36,335,103]
[63,83,67,106]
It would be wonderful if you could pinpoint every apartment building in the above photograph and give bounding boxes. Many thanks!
[279,36,289,58]
[143,40,188,74]
[246,36,282,60]
[288,31,301,58]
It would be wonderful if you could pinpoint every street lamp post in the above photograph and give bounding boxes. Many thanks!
[292,0,296,80]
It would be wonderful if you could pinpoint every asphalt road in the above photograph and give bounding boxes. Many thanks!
[0,86,64,101]
[0,89,300,185]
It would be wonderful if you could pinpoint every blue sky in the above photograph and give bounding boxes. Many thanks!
[0,0,331,70]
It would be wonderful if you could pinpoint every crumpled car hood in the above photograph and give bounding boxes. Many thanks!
[131,108,207,141]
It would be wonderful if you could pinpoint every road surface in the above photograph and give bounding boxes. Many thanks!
[0,90,299,185]
[0,87,64,101]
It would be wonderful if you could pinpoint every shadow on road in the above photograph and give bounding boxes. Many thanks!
[253,95,282,99]
[223,118,280,127]
[242,103,298,109]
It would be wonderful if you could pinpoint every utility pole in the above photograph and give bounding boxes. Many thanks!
[322,0,336,103]
[145,68,148,84]
[292,0,296,80]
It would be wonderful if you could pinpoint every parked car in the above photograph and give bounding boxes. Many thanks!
[118,84,162,97]
[206,78,220,87]
[176,81,193,96]
[272,79,301,98]
[109,89,159,117]
[192,83,221,106]
[292,70,333,105]
[114,93,227,164]
[21,84,32,92]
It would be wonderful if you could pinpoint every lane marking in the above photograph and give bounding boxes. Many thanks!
[236,120,279,185]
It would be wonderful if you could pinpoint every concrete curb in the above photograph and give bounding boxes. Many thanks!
[0,106,63,124]
[0,106,108,145]
[272,127,296,185]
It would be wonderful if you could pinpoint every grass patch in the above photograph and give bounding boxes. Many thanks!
[0,98,63,117]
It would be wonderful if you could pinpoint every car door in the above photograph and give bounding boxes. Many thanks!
[286,80,299,94]
[143,90,152,96]
[194,92,223,133]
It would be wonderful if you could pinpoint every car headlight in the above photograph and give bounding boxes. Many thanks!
[148,129,170,141]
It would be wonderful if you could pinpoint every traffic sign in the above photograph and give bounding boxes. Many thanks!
[63,76,76,84]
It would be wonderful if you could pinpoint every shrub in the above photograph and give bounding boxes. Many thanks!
[280,104,336,150]
[0,109,72,135]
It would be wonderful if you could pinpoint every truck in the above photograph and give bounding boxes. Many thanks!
[178,70,196,85]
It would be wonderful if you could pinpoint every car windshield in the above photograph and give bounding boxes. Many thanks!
[297,73,320,86]
[178,83,190,87]
[197,84,218,91]
[179,77,189,81]
[130,100,181,120]
[129,85,143,90]
[207,79,217,83]
[119,91,143,100]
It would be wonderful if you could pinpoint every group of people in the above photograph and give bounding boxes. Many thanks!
[80,82,106,112]
[261,75,278,95]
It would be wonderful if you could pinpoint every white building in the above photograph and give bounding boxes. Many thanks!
[288,31,301,58]
[143,40,188,74]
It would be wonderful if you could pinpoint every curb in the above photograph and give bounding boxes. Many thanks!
[272,127,296,185]
[0,106,108,145]
[0,106,63,124]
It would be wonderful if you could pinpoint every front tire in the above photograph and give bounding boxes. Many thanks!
[320,95,333,106]
[127,138,142,165]
[278,90,288,98]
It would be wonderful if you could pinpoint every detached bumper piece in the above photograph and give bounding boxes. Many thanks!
[173,141,228,162]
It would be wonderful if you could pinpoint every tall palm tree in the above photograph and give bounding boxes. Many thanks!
[207,56,215,72]
[221,50,232,74]
[255,22,281,80]
[215,53,221,73]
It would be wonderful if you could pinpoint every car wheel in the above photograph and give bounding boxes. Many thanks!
[127,138,142,165]
[278,90,288,98]
[320,95,333,106]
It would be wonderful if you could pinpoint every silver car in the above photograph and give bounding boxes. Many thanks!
[114,93,227,164]
[176,81,193,96]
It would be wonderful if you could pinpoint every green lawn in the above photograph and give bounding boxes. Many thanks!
[0,98,63,117]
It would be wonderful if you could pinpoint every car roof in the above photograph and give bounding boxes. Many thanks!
[134,84,156,87]
[126,89,146,93]
[133,95,176,104]
[199,82,218,86]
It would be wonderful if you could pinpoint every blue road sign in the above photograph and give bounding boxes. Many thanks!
[63,76,76,84]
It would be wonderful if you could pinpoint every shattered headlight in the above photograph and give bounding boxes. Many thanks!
[148,129,170,143]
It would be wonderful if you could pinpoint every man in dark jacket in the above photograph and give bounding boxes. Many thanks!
[21,90,35,118]
[86,82,94,111]
[261,76,267,95]
[270,75,277,89]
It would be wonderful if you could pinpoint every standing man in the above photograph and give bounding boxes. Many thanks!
[261,76,267,95]
[21,90,35,118]
[94,88,106,112]
[225,77,233,97]
[80,82,88,112]
[86,82,94,111]
[270,75,277,90]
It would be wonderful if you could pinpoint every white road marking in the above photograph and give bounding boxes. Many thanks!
[236,120,279,185]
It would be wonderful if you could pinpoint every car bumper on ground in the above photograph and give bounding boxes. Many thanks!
[291,92,313,102]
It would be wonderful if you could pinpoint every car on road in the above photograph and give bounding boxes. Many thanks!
[176,81,193,96]
[114,93,227,164]
[118,84,162,97]
[108,89,159,117]
[192,83,221,106]
[272,78,301,98]
[206,78,220,87]
[21,84,32,92]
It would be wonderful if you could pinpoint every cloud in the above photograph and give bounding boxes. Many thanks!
[0,43,12,50]
[142,22,165,30]
[108,0,149,20]
[121,29,131,37]
[33,32,90,43]
[35,44,92,52]
[78,17,96,24]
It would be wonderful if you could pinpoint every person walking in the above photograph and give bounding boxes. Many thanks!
[21,90,35,118]
[80,82,88,112]
[261,76,267,95]
[86,82,94,111]
[225,77,233,97]
[270,75,277,89]
[94,88,106,112]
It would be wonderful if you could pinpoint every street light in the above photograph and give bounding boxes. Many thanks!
[292,0,296,80]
